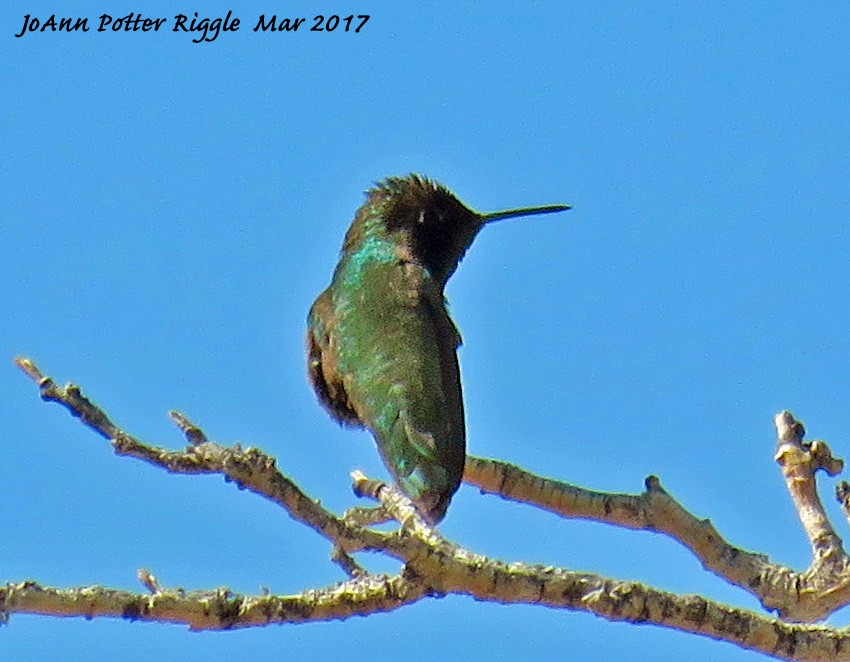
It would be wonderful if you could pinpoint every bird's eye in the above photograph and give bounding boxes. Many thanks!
[419,210,439,225]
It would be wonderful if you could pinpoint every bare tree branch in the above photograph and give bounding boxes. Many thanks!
[464,414,850,624]
[2,574,427,630]
[10,357,850,661]
[774,411,846,564]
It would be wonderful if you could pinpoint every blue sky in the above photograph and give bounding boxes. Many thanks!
[3,2,849,660]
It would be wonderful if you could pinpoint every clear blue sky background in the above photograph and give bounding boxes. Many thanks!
[3,2,849,660]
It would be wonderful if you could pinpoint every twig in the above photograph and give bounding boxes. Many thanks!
[330,548,367,579]
[836,482,850,531]
[774,411,845,563]
[169,410,209,445]
[137,569,161,595]
[1,575,426,630]
[350,470,442,543]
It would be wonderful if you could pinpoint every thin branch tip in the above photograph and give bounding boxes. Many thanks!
[810,440,844,476]
[14,356,48,384]
[775,410,806,443]
[773,408,848,583]
[331,547,367,579]
[169,410,209,445]
[137,569,161,594]
[350,471,382,499]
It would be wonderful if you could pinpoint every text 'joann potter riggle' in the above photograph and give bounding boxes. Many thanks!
[14,11,371,42]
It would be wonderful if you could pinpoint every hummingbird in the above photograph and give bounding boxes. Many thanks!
[307,175,569,523]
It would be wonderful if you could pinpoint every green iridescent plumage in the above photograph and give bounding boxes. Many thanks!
[307,175,569,523]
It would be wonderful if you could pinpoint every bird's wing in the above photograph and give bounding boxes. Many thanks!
[306,288,362,426]
[352,272,465,523]
[419,285,466,481]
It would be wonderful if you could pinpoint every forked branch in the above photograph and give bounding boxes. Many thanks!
[7,358,850,661]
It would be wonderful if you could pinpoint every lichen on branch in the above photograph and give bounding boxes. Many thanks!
[9,357,850,661]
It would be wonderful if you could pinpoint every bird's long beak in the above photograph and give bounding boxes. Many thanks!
[480,204,572,223]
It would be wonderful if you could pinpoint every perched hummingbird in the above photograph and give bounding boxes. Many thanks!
[307,175,569,523]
